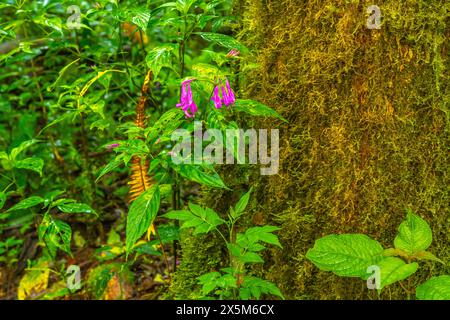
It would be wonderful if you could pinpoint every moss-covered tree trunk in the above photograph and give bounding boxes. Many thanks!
[170,0,449,299]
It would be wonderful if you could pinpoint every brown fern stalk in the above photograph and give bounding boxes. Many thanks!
[128,70,153,201]
[128,70,171,279]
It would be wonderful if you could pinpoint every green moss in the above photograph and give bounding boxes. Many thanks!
[172,0,449,299]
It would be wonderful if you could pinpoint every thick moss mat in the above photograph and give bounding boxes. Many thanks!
[170,0,449,299]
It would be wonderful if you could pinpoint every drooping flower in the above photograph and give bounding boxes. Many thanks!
[106,143,120,151]
[226,49,240,58]
[211,85,222,109]
[224,78,235,106]
[210,77,236,109]
[176,79,198,118]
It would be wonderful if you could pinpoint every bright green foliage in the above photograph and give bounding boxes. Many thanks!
[165,188,284,300]
[394,210,433,256]
[307,210,448,297]
[126,185,160,253]
[416,276,450,300]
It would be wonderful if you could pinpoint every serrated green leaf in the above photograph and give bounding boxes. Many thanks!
[243,226,282,248]
[163,204,225,235]
[233,99,287,122]
[233,187,252,219]
[14,157,44,176]
[416,276,450,300]
[7,196,45,212]
[376,257,418,289]
[126,185,160,253]
[172,164,228,189]
[394,211,433,256]
[306,234,384,278]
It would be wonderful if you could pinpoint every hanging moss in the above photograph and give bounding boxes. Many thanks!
[171,0,449,299]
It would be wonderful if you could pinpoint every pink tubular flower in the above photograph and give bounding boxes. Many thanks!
[226,49,240,58]
[224,78,235,105]
[106,143,120,151]
[176,79,198,118]
[211,85,222,109]
[210,77,236,109]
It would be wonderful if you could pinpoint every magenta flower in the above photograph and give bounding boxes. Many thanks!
[226,49,240,58]
[106,143,120,151]
[211,77,236,109]
[223,78,235,106]
[176,79,198,118]
[211,85,222,109]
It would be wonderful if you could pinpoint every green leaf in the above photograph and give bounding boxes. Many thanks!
[306,234,384,278]
[7,196,45,212]
[10,139,37,160]
[416,276,450,300]
[145,45,176,79]
[14,157,44,176]
[0,192,6,210]
[96,155,124,182]
[163,204,225,235]
[197,32,249,54]
[243,226,282,248]
[57,203,96,215]
[176,0,196,14]
[233,187,253,219]
[376,257,418,289]
[240,276,284,300]
[240,252,264,263]
[394,210,433,256]
[233,99,287,122]
[125,7,151,32]
[126,185,160,253]
[39,215,72,259]
[172,164,228,189]
[413,251,444,264]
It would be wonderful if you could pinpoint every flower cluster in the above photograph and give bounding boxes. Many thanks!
[176,79,197,118]
[211,78,235,109]
[175,76,236,118]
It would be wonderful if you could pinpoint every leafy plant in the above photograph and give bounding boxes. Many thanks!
[306,209,449,299]
[164,188,284,300]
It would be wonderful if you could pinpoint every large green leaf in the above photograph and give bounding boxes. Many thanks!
[7,196,44,212]
[125,185,160,253]
[377,257,418,289]
[163,203,225,235]
[233,99,287,122]
[416,276,450,300]
[394,211,433,256]
[172,163,228,189]
[14,157,44,176]
[306,234,384,278]
[197,32,249,54]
